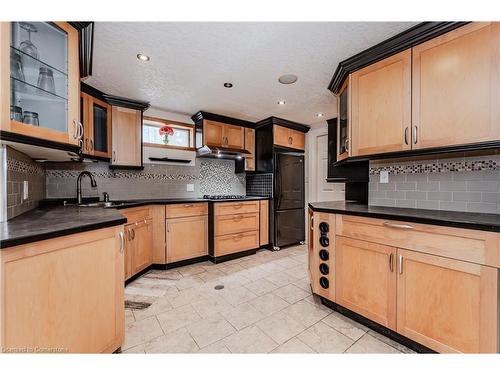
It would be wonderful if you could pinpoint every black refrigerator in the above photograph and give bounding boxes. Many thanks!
[273,151,305,249]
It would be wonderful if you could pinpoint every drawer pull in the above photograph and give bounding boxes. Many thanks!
[183,204,193,207]
[383,222,413,230]
[398,254,404,274]
[119,232,124,253]
[233,215,244,221]
[232,234,244,241]
[389,253,394,272]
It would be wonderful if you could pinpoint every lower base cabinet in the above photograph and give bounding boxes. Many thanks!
[310,213,500,353]
[166,215,208,263]
[397,249,498,353]
[0,226,125,353]
[335,236,397,330]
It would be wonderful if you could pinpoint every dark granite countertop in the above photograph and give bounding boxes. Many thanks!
[308,201,500,233]
[0,206,127,249]
[1,196,272,249]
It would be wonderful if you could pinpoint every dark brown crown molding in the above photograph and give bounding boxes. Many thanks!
[255,116,310,133]
[103,94,150,111]
[191,111,255,128]
[328,22,469,94]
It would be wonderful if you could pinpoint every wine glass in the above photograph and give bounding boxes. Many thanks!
[19,22,39,60]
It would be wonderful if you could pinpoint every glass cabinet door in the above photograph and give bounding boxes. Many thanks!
[8,21,79,145]
[92,101,109,156]
[337,81,349,160]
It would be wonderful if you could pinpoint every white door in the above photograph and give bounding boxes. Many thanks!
[309,131,345,202]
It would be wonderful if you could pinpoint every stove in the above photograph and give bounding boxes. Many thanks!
[203,195,247,200]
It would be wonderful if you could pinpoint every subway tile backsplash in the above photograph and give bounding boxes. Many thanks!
[369,152,500,214]
[45,159,245,201]
[6,147,45,219]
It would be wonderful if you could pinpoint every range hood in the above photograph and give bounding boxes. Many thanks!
[196,145,251,160]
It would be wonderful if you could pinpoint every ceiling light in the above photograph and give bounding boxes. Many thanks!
[224,82,233,88]
[278,74,298,85]
[316,113,324,118]
[137,53,150,62]
[278,100,286,105]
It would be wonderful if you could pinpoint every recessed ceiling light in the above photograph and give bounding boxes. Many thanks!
[224,82,233,88]
[316,113,324,118]
[277,100,286,105]
[278,74,298,85]
[137,53,150,62]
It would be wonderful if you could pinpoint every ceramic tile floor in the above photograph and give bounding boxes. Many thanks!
[123,245,414,354]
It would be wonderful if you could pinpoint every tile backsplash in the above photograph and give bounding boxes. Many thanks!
[6,147,46,219]
[45,158,245,200]
[246,173,273,197]
[369,152,500,214]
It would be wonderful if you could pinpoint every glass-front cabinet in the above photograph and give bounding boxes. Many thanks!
[337,78,350,161]
[1,22,80,145]
[81,92,112,158]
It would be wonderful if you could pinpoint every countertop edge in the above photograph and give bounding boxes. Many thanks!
[308,203,500,233]
[0,217,127,250]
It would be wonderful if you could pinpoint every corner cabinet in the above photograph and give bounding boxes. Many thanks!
[412,22,500,149]
[111,106,142,167]
[336,78,350,160]
[0,22,81,146]
[203,119,245,150]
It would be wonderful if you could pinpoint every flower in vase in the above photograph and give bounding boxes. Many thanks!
[159,125,174,145]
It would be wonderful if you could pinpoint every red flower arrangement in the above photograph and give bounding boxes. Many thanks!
[159,125,174,144]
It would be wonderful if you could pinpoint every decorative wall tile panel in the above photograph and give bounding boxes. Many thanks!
[246,173,273,197]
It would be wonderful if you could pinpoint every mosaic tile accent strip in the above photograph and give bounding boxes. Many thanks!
[370,158,499,175]
[45,158,245,200]
[7,155,45,176]
[369,154,500,214]
[246,173,273,197]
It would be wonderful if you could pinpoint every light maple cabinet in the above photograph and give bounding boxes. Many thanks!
[111,106,142,167]
[396,249,498,353]
[412,22,500,149]
[121,206,153,280]
[0,226,125,353]
[203,120,244,150]
[0,22,81,146]
[80,92,112,158]
[350,49,412,156]
[166,203,208,263]
[335,236,397,329]
[273,125,305,151]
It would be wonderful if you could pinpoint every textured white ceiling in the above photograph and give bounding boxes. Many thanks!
[86,22,417,125]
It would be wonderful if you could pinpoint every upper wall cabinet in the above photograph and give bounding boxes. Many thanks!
[81,92,112,158]
[111,106,142,167]
[350,50,411,156]
[1,22,81,146]
[412,22,500,149]
[337,79,350,160]
[204,120,244,150]
[273,125,305,151]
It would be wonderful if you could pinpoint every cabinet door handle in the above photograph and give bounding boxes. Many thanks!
[389,253,394,272]
[167,223,170,233]
[288,136,293,145]
[72,119,79,139]
[310,216,314,230]
[383,222,413,230]
[127,228,132,241]
[131,228,135,240]
[79,121,84,139]
[112,151,116,162]
[119,232,124,253]
[398,254,403,274]
[345,138,349,152]
[404,127,409,145]
[85,138,89,152]
[413,126,418,144]
[90,139,94,152]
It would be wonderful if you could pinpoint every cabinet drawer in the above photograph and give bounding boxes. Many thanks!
[214,201,259,216]
[215,213,259,236]
[336,214,500,267]
[214,231,259,256]
[166,203,208,218]
[120,206,152,223]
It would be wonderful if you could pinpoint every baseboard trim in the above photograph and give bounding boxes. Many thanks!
[320,296,436,354]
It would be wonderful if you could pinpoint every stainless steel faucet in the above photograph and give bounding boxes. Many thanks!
[76,171,97,205]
